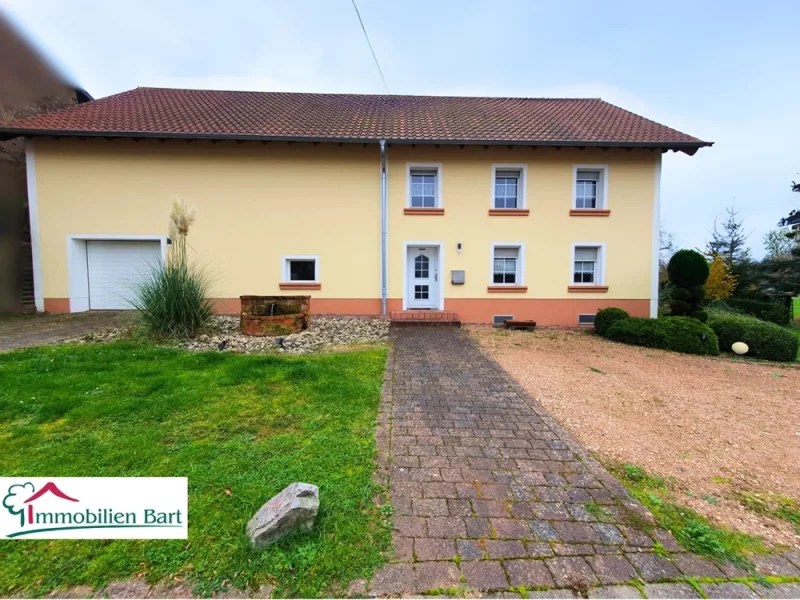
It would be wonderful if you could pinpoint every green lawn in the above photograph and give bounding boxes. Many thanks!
[793,296,800,320]
[0,343,390,598]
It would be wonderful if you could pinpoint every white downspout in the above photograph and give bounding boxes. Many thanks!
[380,140,388,315]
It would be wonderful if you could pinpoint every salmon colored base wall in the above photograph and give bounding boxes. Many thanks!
[44,297,648,326]
[442,298,649,324]
[44,298,70,313]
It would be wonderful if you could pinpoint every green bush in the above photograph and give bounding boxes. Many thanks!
[726,298,791,325]
[668,250,709,320]
[595,307,630,337]
[131,258,214,338]
[668,250,710,287]
[605,316,719,356]
[708,313,798,362]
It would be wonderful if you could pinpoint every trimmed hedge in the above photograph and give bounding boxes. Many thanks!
[668,250,709,288]
[605,316,719,356]
[595,307,630,337]
[708,313,798,362]
[725,298,791,325]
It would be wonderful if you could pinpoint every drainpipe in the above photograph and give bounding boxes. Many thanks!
[380,140,388,315]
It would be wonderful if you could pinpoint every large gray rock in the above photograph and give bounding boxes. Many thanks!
[246,482,319,549]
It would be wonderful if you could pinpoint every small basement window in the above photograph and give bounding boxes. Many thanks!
[578,314,596,326]
[493,314,514,326]
[283,255,319,283]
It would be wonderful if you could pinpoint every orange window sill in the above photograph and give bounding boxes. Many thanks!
[487,286,528,293]
[488,209,530,216]
[279,283,321,290]
[567,286,609,293]
[404,208,445,215]
[570,209,611,217]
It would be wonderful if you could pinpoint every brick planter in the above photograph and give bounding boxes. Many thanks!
[240,295,310,336]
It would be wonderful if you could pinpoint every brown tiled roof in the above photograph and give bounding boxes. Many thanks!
[0,87,711,152]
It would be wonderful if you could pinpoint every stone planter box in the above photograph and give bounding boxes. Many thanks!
[240,295,310,336]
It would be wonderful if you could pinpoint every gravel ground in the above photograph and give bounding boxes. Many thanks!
[63,315,389,354]
[469,325,800,548]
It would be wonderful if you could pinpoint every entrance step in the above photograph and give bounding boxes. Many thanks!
[390,311,461,327]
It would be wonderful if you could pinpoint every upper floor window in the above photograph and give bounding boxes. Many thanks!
[573,165,608,210]
[494,170,520,208]
[407,164,442,208]
[492,164,527,210]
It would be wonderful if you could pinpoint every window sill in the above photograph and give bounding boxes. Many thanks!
[487,286,528,293]
[489,209,530,216]
[279,283,321,290]
[567,285,609,293]
[570,209,610,217]
[404,208,444,215]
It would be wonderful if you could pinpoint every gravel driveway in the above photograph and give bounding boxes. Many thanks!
[0,311,129,351]
[470,326,800,548]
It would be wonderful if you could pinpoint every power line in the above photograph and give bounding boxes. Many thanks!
[350,0,391,94]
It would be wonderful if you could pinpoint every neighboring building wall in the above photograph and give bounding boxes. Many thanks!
[31,139,657,324]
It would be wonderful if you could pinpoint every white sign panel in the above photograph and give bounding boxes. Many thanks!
[0,478,188,539]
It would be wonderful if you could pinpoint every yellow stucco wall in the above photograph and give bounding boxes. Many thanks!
[387,145,657,301]
[33,139,381,300]
[32,139,657,313]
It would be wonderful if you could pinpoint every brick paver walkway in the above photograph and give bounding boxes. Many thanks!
[368,328,800,598]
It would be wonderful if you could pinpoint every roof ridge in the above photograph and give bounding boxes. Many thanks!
[129,86,604,102]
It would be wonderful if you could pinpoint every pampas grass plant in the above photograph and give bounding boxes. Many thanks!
[132,196,213,338]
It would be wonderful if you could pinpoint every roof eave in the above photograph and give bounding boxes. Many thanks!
[0,128,713,154]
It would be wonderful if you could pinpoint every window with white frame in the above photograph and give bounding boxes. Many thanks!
[493,247,521,285]
[573,246,600,284]
[409,168,439,208]
[283,256,318,282]
[494,169,521,208]
[574,168,606,209]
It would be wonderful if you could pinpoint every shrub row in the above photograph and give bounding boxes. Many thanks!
[604,316,720,356]
[708,313,798,362]
[724,298,791,325]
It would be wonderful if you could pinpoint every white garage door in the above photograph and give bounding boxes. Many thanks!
[87,240,162,310]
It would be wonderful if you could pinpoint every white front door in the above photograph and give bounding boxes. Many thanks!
[407,246,438,309]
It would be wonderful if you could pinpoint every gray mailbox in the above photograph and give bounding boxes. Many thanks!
[451,270,465,285]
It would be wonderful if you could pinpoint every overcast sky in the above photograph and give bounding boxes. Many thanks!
[2,0,797,258]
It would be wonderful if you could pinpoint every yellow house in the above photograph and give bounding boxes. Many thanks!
[0,88,711,326]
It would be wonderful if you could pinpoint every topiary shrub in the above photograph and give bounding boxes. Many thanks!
[725,298,791,326]
[605,316,719,356]
[668,250,710,321]
[708,313,798,361]
[595,307,630,337]
[668,250,710,287]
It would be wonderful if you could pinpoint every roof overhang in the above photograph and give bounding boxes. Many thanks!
[0,128,713,155]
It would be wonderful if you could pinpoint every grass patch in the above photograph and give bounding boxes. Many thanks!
[583,501,610,520]
[0,342,390,598]
[609,462,766,567]
[734,492,800,533]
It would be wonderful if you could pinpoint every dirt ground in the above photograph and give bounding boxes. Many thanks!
[469,326,800,548]
[0,311,129,351]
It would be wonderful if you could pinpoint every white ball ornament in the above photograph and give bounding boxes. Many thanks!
[731,342,749,355]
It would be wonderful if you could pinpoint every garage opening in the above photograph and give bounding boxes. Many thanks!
[68,237,165,312]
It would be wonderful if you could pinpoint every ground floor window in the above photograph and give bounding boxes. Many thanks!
[573,246,600,284]
[283,255,319,282]
[492,246,521,285]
